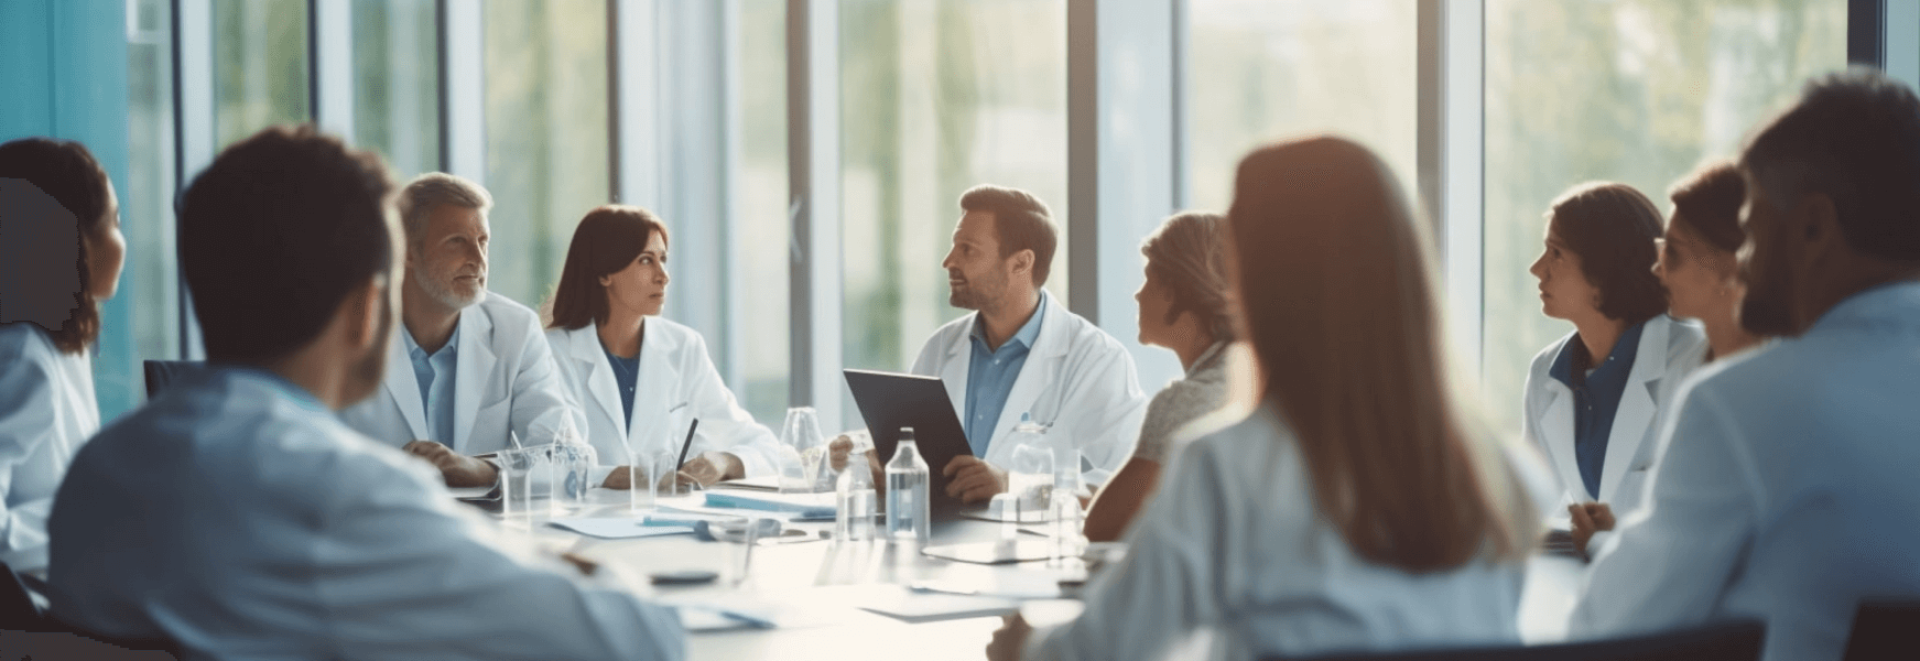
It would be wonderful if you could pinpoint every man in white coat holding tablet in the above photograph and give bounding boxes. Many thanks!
[49,125,683,660]
[898,185,1147,504]
[339,172,584,487]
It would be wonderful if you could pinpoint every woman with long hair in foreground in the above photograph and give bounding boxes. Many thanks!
[989,136,1542,660]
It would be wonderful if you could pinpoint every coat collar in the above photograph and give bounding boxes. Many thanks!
[377,303,497,449]
[450,304,496,451]
[563,317,684,447]
[939,291,1073,451]
[1538,315,1679,502]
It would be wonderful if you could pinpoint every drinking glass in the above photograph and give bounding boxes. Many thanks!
[1008,442,1055,522]
[496,447,537,531]
[778,407,827,493]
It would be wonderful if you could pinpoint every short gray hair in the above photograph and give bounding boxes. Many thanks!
[397,172,492,246]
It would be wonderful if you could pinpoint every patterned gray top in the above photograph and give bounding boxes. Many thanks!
[1130,341,1230,464]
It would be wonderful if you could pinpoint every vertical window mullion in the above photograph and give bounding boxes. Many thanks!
[1418,0,1485,378]
[786,0,843,432]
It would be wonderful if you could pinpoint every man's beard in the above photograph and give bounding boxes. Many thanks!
[1738,288,1796,337]
[416,266,486,309]
[948,272,1005,311]
[1738,263,1797,337]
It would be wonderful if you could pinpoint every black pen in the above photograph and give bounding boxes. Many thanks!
[674,418,701,477]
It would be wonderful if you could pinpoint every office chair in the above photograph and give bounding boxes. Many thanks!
[1280,619,1764,661]
[4,561,181,656]
[1843,600,1920,661]
[142,360,206,399]
[0,560,49,631]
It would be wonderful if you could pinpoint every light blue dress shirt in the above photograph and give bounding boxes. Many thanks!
[1572,281,1920,661]
[48,365,687,659]
[963,291,1047,456]
[403,324,459,443]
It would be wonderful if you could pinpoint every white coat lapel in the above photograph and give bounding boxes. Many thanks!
[452,306,496,453]
[988,297,1069,451]
[629,318,684,452]
[940,320,971,426]
[380,333,429,440]
[1539,382,1583,501]
[568,324,626,438]
[1597,317,1668,503]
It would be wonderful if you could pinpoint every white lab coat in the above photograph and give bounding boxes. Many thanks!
[1521,315,1706,522]
[47,366,684,660]
[1024,405,1528,661]
[544,317,780,484]
[1571,282,1920,661]
[910,294,1147,486]
[0,323,99,572]
[341,294,586,455]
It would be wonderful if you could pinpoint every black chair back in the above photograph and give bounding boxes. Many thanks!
[0,560,50,631]
[1844,600,1920,661]
[142,360,207,399]
[1282,619,1764,661]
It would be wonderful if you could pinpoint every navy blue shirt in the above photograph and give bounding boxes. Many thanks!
[603,347,640,432]
[1549,320,1646,500]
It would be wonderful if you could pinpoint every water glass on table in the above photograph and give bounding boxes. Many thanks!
[496,447,538,531]
[624,446,681,514]
[778,407,828,493]
[551,442,596,517]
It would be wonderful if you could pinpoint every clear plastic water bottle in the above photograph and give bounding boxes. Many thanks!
[884,427,931,544]
[835,446,877,543]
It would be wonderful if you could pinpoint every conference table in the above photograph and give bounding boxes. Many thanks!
[500,490,1588,661]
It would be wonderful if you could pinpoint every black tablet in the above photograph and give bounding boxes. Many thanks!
[843,369,974,514]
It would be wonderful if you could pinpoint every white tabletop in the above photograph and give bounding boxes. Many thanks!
[500,490,1584,660]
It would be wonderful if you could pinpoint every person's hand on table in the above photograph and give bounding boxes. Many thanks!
[829,435,854,472]
[678,450,744,487]
[1568,501,1616,550]
[599,465,702,493]
[560,552,599,576]
[942,455,1008,504]
[402,440,498,488]
[987,614,1033,661]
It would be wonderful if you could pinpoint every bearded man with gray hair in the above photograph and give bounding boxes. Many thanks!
[341,173,585,487]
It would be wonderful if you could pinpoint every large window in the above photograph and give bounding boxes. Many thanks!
[213,0,308,149]
[482,0,611,312]
[1481,0,1846,437]
[838,0,1070,425]
[110,0,180,419]
[1186,0,1417,212]
[736,0,792,424]
[353,0,440,178]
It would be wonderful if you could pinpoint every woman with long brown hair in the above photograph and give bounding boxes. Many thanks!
[542,205,781,489]
[989,137,1539,660]
[0,137,126,573]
